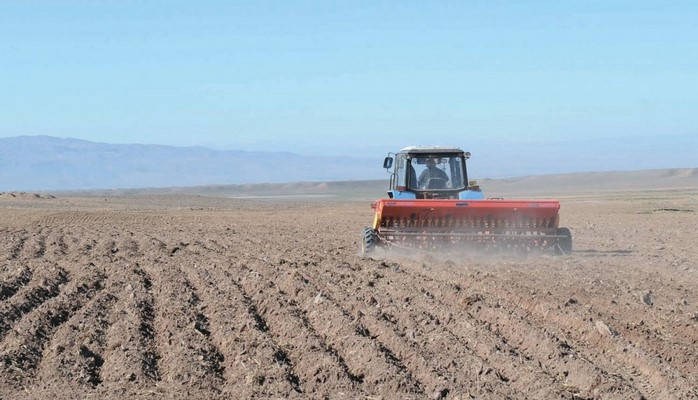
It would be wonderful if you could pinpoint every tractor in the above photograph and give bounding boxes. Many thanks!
[360,146,572,256]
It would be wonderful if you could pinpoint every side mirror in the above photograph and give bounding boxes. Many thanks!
[383,157,393,169]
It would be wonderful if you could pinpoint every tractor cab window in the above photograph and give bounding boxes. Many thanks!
[394,155,405,189]
[412,155,465,190]
[392,154,420,190]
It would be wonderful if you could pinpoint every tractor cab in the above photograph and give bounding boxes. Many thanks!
[383,146,484,200]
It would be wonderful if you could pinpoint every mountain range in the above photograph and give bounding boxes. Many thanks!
[1,135,696,191]
[0,136,381,191]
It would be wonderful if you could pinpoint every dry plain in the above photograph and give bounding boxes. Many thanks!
[1,169,697,399]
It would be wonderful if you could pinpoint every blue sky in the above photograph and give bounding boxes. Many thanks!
[1,1,696,162]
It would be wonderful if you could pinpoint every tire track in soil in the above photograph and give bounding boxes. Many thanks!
[460,261,697,399]
[396,261,641,399]
[522,255,698,367]
[589,207,698,398]
[400,257,679,399]
[385,263,616,397]
[196,240,424,399]
[0,263,105,386]
[548,262,698,395]
[384,257,650,396]
[177,251,301,398]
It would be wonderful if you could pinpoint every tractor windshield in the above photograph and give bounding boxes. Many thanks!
[411,155,465,190]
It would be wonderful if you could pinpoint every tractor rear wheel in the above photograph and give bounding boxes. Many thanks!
[555,227,572,255]
[361,227,378,257]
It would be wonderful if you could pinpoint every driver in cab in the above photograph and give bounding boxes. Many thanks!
[418,158,449,189]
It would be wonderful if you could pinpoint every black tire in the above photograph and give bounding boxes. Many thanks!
[555,227,572,255]
[360,227,378,257]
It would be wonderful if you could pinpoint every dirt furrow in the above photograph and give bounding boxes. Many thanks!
[98,263,162,388]
[233,259,379,398]
[0,263,32,302]
[119,235,142,259]
[4,230,29,261]
[196,238,428,398]
[27,228,47,259]
[0,264,68,341]
[238,255,428,398]
[296,253,574,399]
[0,263,105,386]
[324,258,558,397]
[1,194,696,399]
[184,240,310,397]
[36,291,118,388]
[138,256,225,394]
[179,256,300,397]
[285,260,481,398]
[36,211,114,227]
[42,227,69,260]
[10,229,48,262]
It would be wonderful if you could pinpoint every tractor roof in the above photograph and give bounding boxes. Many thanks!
[398,145,467,155]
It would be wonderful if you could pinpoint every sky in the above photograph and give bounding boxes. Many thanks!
[1,1,696,162]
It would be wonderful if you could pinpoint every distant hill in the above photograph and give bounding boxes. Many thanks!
[463,134,698,180]
[478,168,698,197]
[0,136,384,191]
[52,168,698,201]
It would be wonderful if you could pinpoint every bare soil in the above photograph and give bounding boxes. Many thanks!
[1,184,697,399]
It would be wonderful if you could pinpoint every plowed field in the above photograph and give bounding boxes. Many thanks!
[1,190,697,399]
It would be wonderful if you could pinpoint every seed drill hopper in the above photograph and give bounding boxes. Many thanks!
[360,146,572,256]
